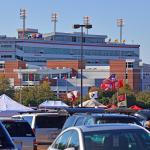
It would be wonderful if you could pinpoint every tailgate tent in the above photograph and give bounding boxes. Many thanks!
[0,94,33,116]
[79,99,107,108]
[39,100,69,108]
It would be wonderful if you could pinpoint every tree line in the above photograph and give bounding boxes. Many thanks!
[0,77,150,108]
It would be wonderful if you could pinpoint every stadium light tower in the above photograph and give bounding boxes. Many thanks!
[20,8,27,39]
[83,16,90,34]
[73,24,92,107]
[117,19,124,43]
[51,12,58,34]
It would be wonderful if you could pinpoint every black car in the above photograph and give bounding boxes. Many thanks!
[0,121,16,149]
[62,113,142,130]
[134,109,150,130]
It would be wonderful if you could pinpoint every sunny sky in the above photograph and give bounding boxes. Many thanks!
[0,0,150,63]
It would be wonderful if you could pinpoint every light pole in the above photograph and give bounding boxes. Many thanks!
[20,8,27,39]
[117,19,124,43]
[18,67,22,104]
[51,12,58,34]
[73,24,92,107]
[83,16,90,34]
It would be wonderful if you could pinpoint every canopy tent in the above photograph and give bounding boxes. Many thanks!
[0,94,33,112]
[39,100,69,108]
[129,105,143,111]
[79,99,107,108]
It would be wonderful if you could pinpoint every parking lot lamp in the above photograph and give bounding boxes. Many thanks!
[73,24,92,107]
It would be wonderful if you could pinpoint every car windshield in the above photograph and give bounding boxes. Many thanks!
[83,129,150,150]
[95,117,141,125]
[3,121,35,137]
[36,115,67,129]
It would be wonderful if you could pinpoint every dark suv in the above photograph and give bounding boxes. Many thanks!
[62,113,142,130]
[0,121,16,149]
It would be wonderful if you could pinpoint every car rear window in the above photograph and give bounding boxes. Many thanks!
[36,115,67,129]
[3,121,35,137]
[0,123,15,148]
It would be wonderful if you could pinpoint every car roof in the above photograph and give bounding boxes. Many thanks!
[73,113,136,118]
[135,110,150,119]
[63,107,105,114]
[13,112,62,116]
[77,123,144,132]
[91,113,137,118]
[0,118,27,123]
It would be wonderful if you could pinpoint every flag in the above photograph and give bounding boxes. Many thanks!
[72,90,78,98]
[117,93,127,107]
[109,74,116,81]
[117,93,126,102]
[115,79,124,89]
[67,90,78,100]
[67,92,73,99]
[100,74,116,91]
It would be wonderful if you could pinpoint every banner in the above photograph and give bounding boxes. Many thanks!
[117,93,127,107]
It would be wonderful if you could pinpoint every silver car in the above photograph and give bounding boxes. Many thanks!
[48,124,150,150]
[1,119,36,150]
[13,112,68,150]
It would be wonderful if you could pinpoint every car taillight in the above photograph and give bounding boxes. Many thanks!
[33,139,37,150]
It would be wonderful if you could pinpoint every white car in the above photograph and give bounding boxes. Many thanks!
[48,123,150,150]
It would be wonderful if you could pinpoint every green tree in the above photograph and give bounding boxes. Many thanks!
[0,77,14,97]
[136,92,150,108]
[14,81,56,106]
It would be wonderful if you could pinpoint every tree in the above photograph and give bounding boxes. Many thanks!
[0,77,14,97]
[136,92,150,108]
[14,81,56,106]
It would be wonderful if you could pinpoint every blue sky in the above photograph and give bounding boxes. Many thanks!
[0,0,150,63]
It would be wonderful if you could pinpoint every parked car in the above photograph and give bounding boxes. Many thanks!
[13,111,68,150]
[1,118,36,150]
[0,121,16,150]
[134,109,150,130]
[62,113,142,130]
[48,124,150,150]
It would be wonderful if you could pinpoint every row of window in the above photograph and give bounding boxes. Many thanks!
[1,55,12,58]
[16,46,139,57]
[22,73,73,81]
[0,45,12,48]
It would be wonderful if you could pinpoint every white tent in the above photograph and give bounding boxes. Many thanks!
[0,94,33,112]
[39,100,69,108]
[79,99,107,108]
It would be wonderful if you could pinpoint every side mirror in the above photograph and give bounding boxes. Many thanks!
[64,147,76,150]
